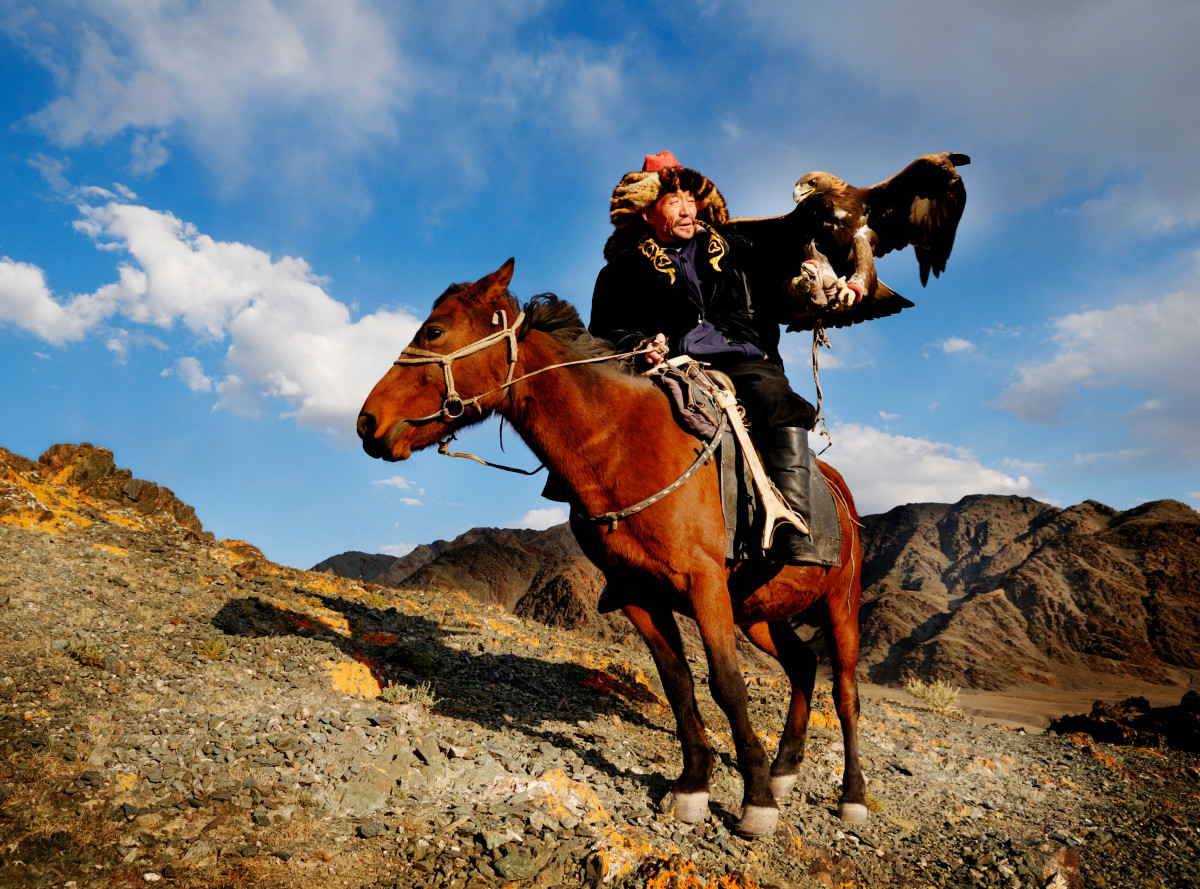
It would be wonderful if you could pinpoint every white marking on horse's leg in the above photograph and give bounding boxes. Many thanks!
[735,804,779,838]
[671,791,710,823]
[838,802,869,823]
[769,774,798,802]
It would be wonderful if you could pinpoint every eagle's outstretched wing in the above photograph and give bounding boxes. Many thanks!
[865,152,970,285]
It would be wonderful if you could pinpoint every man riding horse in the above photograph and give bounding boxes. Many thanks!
[590,150,825,568]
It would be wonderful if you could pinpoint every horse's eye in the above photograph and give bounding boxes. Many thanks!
[425,326,444,342]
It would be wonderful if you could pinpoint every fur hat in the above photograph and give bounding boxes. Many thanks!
[604,153,729,260]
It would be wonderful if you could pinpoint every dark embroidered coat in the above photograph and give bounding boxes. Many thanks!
[589,225,782,365]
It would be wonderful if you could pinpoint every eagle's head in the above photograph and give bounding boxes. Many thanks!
[793,171,846,204]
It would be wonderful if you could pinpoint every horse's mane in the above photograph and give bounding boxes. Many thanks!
[433,282,630,372]
[519,292,623,365]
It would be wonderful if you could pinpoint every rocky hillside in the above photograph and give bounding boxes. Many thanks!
[322,494,1200,695]
[5,442,1200,889]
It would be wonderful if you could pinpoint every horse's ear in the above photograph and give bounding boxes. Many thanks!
[478,258,515,296]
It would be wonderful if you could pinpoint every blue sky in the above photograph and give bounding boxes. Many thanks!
[2,1,1198,569]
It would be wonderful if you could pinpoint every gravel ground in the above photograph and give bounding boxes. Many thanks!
[2,452,1199,889]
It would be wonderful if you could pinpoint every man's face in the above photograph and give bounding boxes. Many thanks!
[642,189,697,243]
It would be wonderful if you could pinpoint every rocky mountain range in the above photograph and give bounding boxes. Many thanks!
[319,494,1200,694]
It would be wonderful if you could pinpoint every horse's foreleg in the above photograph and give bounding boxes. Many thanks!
[621,602,713,823]
[825,613,868,823]
[743,620,819,803]
[691,582,777,837]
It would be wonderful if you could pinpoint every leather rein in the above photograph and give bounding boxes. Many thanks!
[391,310,724,528]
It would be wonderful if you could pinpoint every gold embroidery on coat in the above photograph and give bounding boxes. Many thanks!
[640,238,676,285]
[707,234,725,272]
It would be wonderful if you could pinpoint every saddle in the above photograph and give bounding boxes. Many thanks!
[651,358,843,566]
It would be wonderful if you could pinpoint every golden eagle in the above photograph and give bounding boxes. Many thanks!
[725,151,969,330]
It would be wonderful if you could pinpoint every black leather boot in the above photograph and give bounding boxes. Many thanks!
[764,426,824,566]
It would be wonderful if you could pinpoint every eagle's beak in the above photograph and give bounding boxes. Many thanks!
[793,183,813,204]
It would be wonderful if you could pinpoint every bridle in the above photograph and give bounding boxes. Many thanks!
[392,309,526,426]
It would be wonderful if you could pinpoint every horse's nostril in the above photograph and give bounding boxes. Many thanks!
[357,412,376,440]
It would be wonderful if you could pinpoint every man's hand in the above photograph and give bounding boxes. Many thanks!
[644,333,669,367]
[790,258,862,310]
[790,258,845,308]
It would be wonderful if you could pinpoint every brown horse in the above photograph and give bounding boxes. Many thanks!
[357,259,866,837]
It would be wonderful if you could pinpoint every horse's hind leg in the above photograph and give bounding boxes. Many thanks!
[743,620,819,803]
[621,602,713,823]
[825,612,868,823]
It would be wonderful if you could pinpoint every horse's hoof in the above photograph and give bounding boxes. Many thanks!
[735,804,779,838]
[769,774,797,802]
[672,791,710,823]
[837,802,869,824]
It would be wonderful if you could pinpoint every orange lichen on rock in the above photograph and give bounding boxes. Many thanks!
[0,466,97,534]
[638,854,762,889]
[968,754,1014,774]
[755,729,780,751]
[1089,747,1120,769]
[294,568,362,600]
[584,665,664,709]
[323,660,383,698]
[116,774,138,791]
[808,706,839,729]
[593,826,675,884]
[92,543,129,557]
[523,768,609,824]
[882,705,920,726]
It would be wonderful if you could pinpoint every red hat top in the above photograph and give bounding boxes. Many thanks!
[641,150,682,172]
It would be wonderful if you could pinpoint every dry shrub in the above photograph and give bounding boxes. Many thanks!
[904,677,961,716]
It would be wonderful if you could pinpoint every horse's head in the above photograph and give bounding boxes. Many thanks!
[357,258,521,461]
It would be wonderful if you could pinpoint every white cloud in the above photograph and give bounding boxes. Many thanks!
[129,131,170,177]
[878,410,899,420]
[1002,456,1045,472]
[939,337,975,354]
[372,476,417,490]
[2,194,421,440]
[484,42,625,134]
[516,506,568,530]
[13,2,408,152]
[823,421,1041,515]
[0,256,118,344]
[1072,449,1150,469]
[998,289,1200,457]
[214,374,260,419]
[983,323,1022,339]
[380,542,416,557]
[398,497,423,507]
[175,356,213,392]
